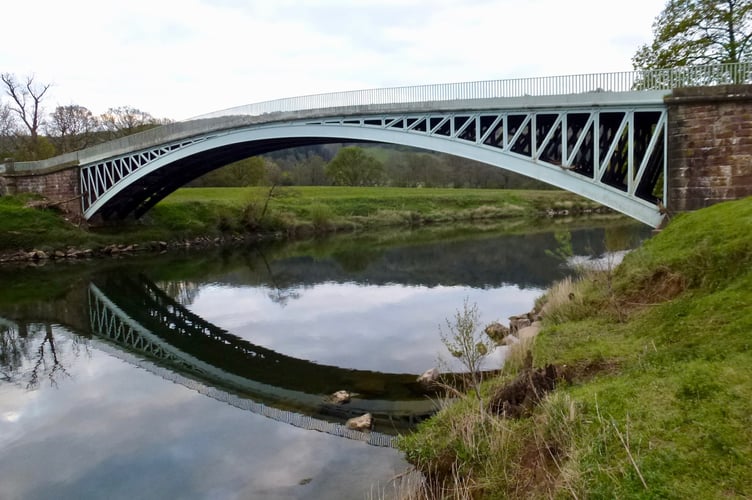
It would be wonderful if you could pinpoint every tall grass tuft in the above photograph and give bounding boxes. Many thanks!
[308,203,334,232]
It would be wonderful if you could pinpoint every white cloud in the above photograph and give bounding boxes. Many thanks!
[0,0,664,119]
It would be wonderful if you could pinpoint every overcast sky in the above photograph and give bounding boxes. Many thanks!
[1,0,665,121]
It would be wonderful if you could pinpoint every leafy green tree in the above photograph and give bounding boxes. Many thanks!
[226,156,268,186]
[325,146,385,186]
[633,0,752,70]
[189,156,269,187]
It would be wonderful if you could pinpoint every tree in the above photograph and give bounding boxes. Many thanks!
[290,155,328,185]
[325,146,385,186]
[0,103,17,157]
[100,105,163,138]
[189,156,269,187]
[46,105,99,153]
[1,73,51,159]
[0,102,16,137]
[439,298,496,403]
[633,0,752,70]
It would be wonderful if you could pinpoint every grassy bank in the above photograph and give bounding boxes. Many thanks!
[0,187,605,255]
[397,197,752,498]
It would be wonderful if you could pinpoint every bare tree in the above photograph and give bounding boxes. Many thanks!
[46,104,99,153]
[0,102,16,136]
[1,73,51,159]
[100,105,163,138]
[0,102,17,156]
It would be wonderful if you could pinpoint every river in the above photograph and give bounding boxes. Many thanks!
[0,220,650,499]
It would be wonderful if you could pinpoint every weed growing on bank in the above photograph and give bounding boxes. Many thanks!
[438,298,496,403]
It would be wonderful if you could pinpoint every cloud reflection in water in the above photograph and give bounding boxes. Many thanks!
[188,282,542,373]
[0,327,408,500]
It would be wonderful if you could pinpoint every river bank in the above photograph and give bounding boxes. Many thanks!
[0,186,612,263]
[397,196,752,498]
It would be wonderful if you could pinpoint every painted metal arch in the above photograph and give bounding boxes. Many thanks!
[80,108,667,226]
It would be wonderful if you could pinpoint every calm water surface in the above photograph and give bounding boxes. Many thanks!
[0,222,650,499]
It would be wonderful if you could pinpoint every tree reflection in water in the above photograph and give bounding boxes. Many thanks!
[0,322,88,390]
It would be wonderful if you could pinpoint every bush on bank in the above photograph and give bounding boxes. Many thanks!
[397,196,752,498]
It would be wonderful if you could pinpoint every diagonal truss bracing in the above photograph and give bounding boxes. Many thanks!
[79,106,667,226]
[306,107,666,204]
[80,136,213,213]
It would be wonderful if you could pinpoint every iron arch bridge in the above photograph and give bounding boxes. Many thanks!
[71,65,752,227]
[80,98,668,226]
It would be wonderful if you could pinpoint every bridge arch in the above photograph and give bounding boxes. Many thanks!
[81,105,667,226]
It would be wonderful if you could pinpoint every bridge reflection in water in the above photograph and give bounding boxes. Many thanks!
[87,275,440,447]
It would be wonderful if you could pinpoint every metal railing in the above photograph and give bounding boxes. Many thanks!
[192,63,752,120]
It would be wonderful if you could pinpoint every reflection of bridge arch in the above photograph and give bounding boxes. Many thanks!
[87,276,438,438]
[89,335,396,447]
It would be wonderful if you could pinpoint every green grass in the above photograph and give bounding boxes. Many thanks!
[397,196,752,498]
[0,187,605,254]
[161,186,596,217]
[0,194,98,250]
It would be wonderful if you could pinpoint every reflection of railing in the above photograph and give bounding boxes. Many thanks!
[87,283,412,447]
[193,63,752,120]
[89,288,182,364]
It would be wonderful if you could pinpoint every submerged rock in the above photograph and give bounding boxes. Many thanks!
[484,322,510,342]
[329,390,351,404]
[509,315,532,334]
[346,413,373,431]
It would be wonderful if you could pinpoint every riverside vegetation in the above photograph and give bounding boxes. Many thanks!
[397,196,752,499]
[0,186,607,259]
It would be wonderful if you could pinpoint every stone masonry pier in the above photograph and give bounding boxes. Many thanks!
[666,85,752,212]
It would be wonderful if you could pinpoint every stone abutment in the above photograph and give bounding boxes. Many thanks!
[666,85,752,213]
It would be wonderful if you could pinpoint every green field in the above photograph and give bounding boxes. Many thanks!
[398,196,752,498]
[161,186,593,216]
[0,187,605,254]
